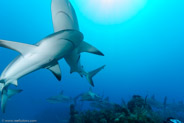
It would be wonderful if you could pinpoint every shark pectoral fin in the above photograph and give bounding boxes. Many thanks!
[78,41,104,56]
[1,89,22,113]
[47,62,62,81]
[5,80,18,87]
[0,40,37,55]
[12,80,18,86]
[86,65,105,87]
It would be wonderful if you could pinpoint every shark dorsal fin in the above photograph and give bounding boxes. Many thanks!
[47,62,62,81]
[0,40,37,55]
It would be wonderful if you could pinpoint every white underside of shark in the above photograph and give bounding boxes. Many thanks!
[0,0,104,113]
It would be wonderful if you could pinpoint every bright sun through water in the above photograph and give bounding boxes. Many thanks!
[72,0,147,24]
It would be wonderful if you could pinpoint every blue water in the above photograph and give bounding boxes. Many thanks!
[0,0,184,122]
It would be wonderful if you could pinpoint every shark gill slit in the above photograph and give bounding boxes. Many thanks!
[59,38,75,49]
[56,11,74,23]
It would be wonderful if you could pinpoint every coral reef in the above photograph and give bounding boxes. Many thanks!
[69,95,166,123]
[45,90,184,123]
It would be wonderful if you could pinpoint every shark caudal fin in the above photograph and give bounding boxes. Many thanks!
[86,65,105,87]
[1,88,22,113]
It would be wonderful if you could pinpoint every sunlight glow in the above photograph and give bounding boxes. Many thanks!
[71,0,147,24]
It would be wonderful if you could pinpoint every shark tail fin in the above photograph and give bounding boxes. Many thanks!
[1,88,22,113]
[86,65,105,87]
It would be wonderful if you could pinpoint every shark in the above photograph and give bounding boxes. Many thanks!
[79,88,102,102]
[47,91,72,103]
[0,0,104,113]
[90,97,115,110]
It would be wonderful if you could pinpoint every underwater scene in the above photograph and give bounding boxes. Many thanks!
[0,0,184,123]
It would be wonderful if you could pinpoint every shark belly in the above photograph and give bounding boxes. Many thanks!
[1,55,43,84]
[0,38,74,85]
[38,38,74,60]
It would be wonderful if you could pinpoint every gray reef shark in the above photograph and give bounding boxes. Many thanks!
[80,88,102,102]
[90,97,115,110]
[0,0,104,113]
[47,91,72,103]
